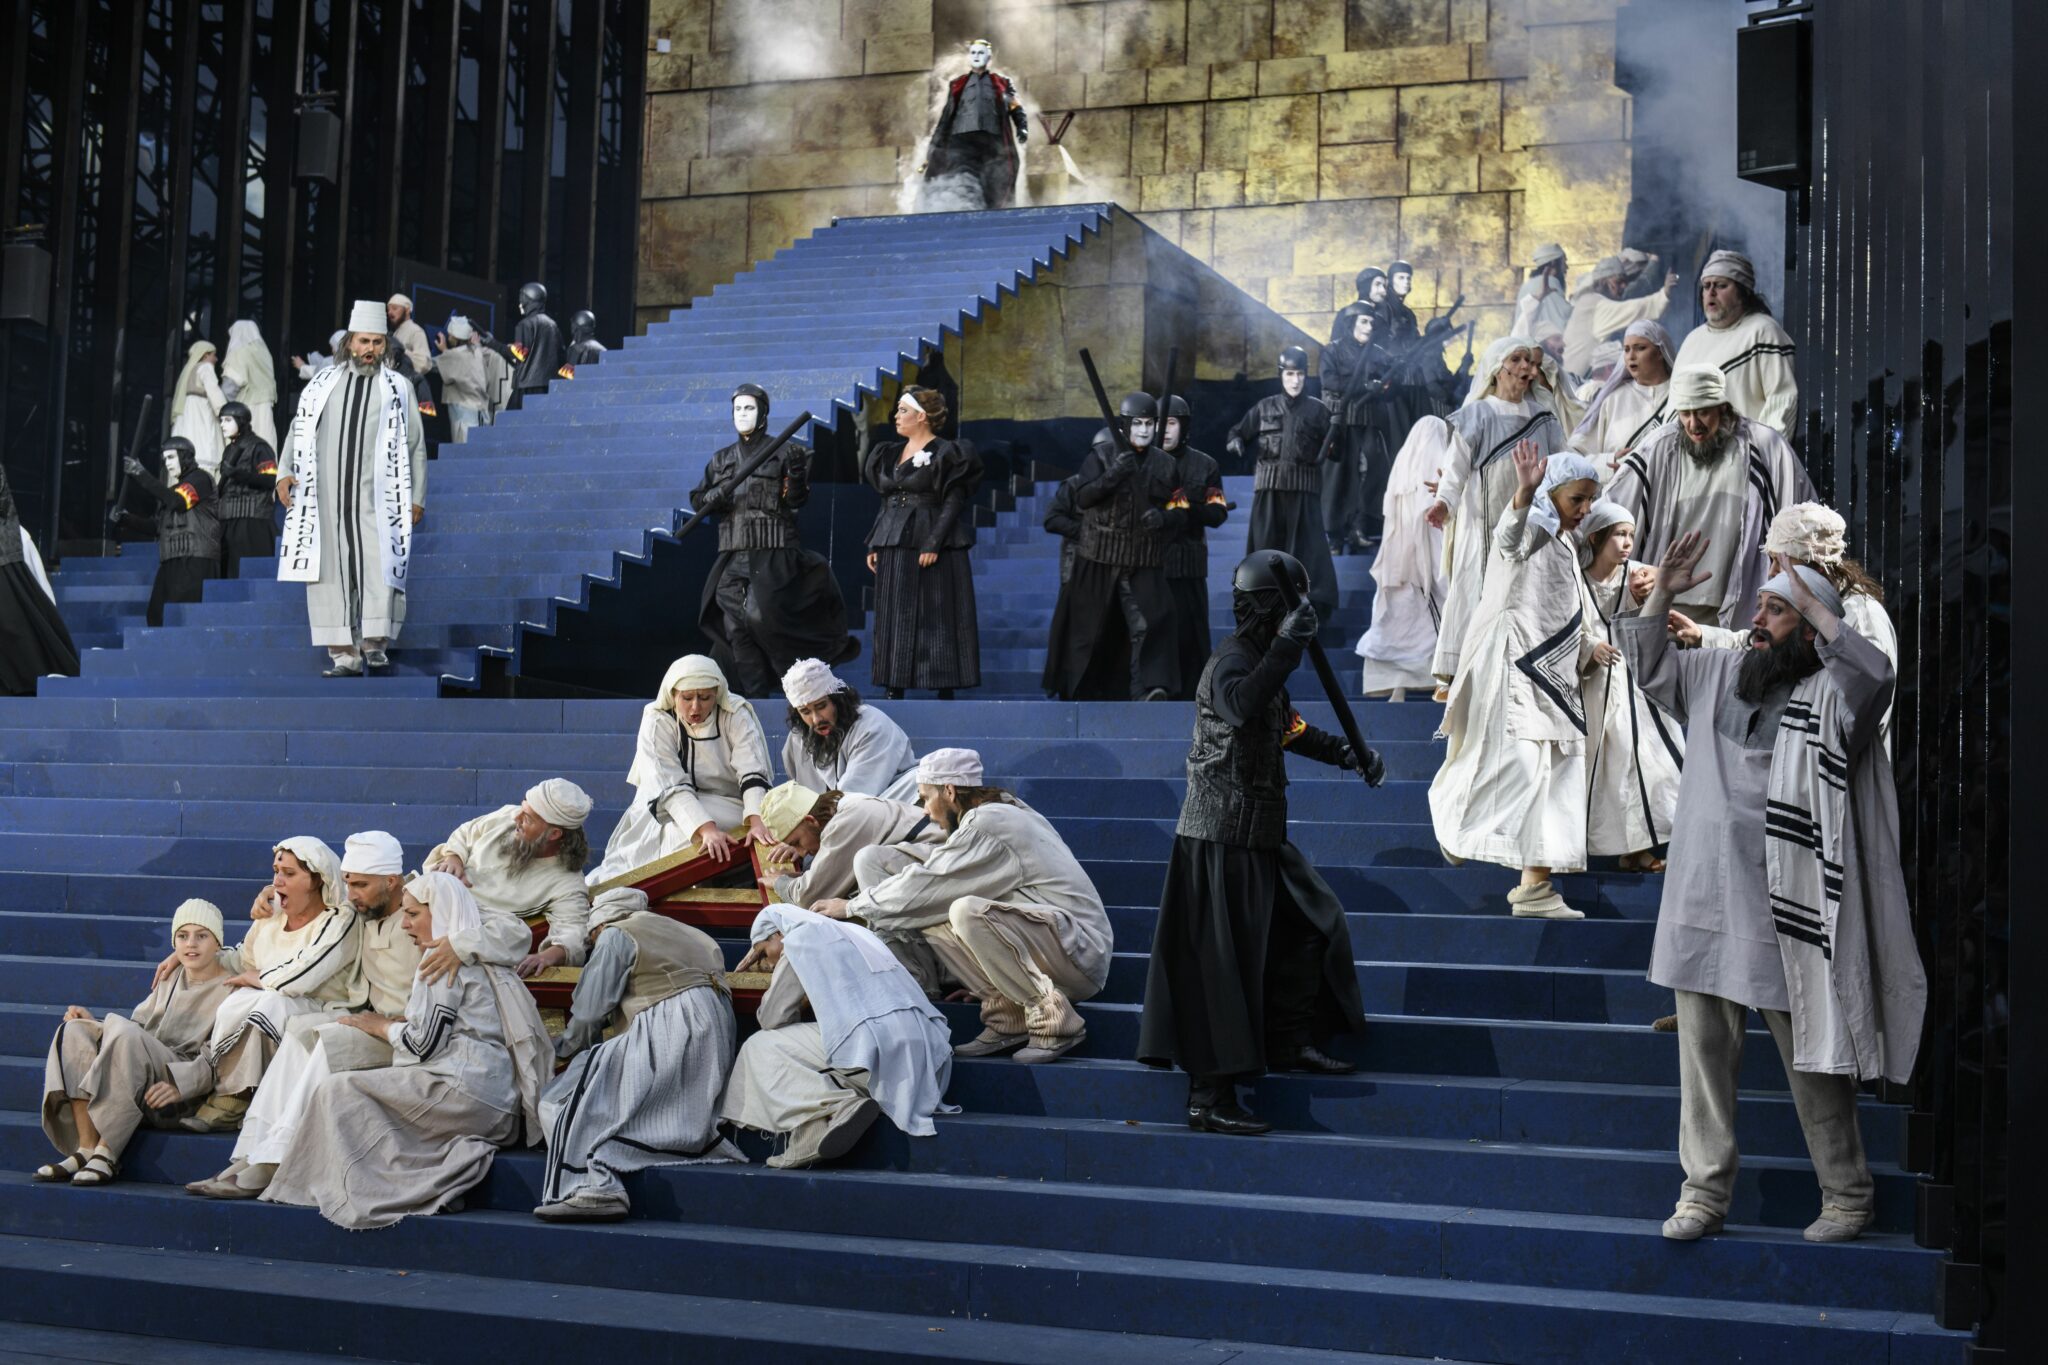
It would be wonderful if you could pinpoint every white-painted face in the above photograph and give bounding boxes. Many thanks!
[1351,314,1373,344]
[733,395,761,437]
[1391,271,1412,296]
[967,41,993,71]
[1281,368,1306,398]
[1127,417,1156,448]
[219,415,239,442]
[1163,417,1184,449]
[162,448,183,479]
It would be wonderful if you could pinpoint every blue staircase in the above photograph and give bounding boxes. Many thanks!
[0,206,1968,1362]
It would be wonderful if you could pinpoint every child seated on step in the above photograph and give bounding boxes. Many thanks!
[34,900,236,1186]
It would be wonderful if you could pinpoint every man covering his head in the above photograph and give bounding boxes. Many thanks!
[427,781,596,978]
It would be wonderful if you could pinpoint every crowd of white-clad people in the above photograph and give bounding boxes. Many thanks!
[34,653,1108,1226]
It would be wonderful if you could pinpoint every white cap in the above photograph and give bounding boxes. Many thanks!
[1669,366,1728,412]
[387,293,413,311]
[759,781,824,841]
[916,747,983,788]
[1761,565,1845,623]
[447,315,474,341]
[525,778,593,830]
[1531,243,1566,266]
[781,657,847,708]
[329,329,346,352]
[347,300,387,335]
[589,887,649,931]
[171,899,226,946]
[341,830,405,876]
[1701,249,1756,291]
[1764,502,1849,568]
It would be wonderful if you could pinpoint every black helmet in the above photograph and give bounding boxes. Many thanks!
[1233,548,1309,598]
[1118,392,1158,420]
[733,382,771,421]
[571,310,596,341]
[219,400,253,431]
[1163,395,1191,419]
[1354,266,1386,299]
[161,436,198,464]
[1278,345,1309,373]
[1388,259,1414,276]
[517,282,547,316]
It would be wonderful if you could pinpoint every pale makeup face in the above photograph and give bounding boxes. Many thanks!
[162,448,184,479]
[1163,417,1184,449]
[894,395,931,438]
[219,415,240,442]
[1701,276,1744,326]
[399,892,435,948]
[733,395,761,437]
[1367,278,1388,303]
[1549,479,1600,533]
[1127,416,1156,448]
[1391,271,1412,296]
[173,924,222,972]
[967,41,992,70]
[1494,349,1542,402]
[1623,336,1669,384]
[1352,314,1373,344]
[673,685,720,728]
[796,696,839,739]
[1280,368,1306,398]
[1678,405,1729,442]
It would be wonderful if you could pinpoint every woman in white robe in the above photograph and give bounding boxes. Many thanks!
[1429,450,1603,920]
[1576,501,1683,869]
[1355,416,1450,699]
[169,340,228,477]
[219,319,280,448]
[1570,319,1675,476]
[589,655,775,884]
[261,872,552,1230]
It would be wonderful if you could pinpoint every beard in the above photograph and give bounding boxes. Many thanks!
[349,354,383,376]
[1735,629,1824,702]
[1677,421,1736,468]
[501,825,551,869]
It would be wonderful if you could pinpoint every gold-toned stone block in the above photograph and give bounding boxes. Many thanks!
[1246,94,1320,167]
[1324,43,1469,89]
[651,0,713,55]
[1318,142,1407,200]
[843,0,933,36]
[640,194,753,305]
[707,87,794,157]
[749,145,901,193]
[1408,152,1479,195]
[1202,101,1249,169]
[1512,141,1631,239]
[1524,21,1616,91]
[788,73,928,153]
[1267,272,1334,315]
[693,48,751,89]
[1209,61,1259,101]
[1084,71,1135,110]
[1454,264,1524,307]
[647,51,694,93]
[1504,93,1628,149]
[1397,191,1511,267]
[644,92,713,197]
[1244,161,1319,206]
[1147,64,1212,104]
[1257,57,1327,96]
[1479,148,1527,191]
[1030,72,1088,114]
[867,32,936,74]
[1195,169,1246,208]
[1398,82,1502,158]
[1055,4,1106,73]
[688,155,752,196]
[1471,41,1530,81]
[1319,88,1396,145]
[747,186,876,265]
[1187,0,1273,67]
[1163,103,1204,172]
[1346,0,1453,48]
[1141,172,1197,211]
[1131,107,1168,176]
[1293,197,1400,278]
[1210,204,1301,277]
[1066,107,1135,178]
[1526,0,1621,23]
[634,305,669,337]
[1448,0,1489,42]
[1176,208,1216,261]
[1103,0,1188,71]
[1274,0,1346,57]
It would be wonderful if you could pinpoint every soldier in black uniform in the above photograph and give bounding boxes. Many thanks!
[1159,395,1228,699]
[1041,471,1084,586]
[1137,550,1381,1135]
[1229,346,1338,618]
[215,401,279,577]
[1041,393,1182,701]
[566,310,606,369]
[118,438,222,628]
[691,383,856,696]
[506,282,563,409]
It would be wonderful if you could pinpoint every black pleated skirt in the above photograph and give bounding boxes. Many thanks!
[1247,489,1339,619]
[871,545,979,691]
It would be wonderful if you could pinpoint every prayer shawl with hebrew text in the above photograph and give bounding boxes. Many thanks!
[278,363,414,592]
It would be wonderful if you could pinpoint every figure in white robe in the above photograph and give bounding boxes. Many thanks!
[1354,416,1449,699]
[427,780,597,972]
[1514,245,1573,348]
[535,890,743,1221]
[169,341,228,478]
[1605,367,1814,631]
[275,303,426,674]
[1429,452,1604,919]
[219,319,280,448]
[778,657,920,801]
[590,655,774,884]
[1672,250,1800,436]
[261,873,552,1230]
[1424,337,1572,681]
[720,905,956,1169]
[1562,256,1676,379]
[1570,319,1676,474]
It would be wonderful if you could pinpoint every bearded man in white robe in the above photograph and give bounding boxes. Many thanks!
[276,299,426,677]
[778,657,919,802]
[1673,250,1801,437]
[1605,366,1813,629]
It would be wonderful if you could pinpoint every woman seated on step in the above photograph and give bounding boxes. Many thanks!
[34,900,237,1186]
[586,654,775,884]
[260,872,552,1229]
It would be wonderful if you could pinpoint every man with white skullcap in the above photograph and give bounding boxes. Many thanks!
[811,748,1111,1065]
[779,657,920,802]
[275,298,427,676]
[535,886,742,1222]
[1672,249,1801,436]
[1606,365,1813,629]
[190,829,532,1200]
[429,315,491,443]
[385,293,432,375]
[1562,253,1677,379]
[1627,533,1925,1246]
[426,780,595,979]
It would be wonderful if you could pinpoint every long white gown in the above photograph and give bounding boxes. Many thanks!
[1581,561,1684,856]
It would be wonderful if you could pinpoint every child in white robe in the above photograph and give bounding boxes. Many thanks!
[1428,450,1604,920]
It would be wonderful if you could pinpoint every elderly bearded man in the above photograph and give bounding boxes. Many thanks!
[1672,250,1801,436]
[1626,537,1925,1244]
[427,779,596,978]
[276,300,426,677]
[1606,366,1813,630]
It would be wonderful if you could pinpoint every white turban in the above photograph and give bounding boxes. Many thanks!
[1669,366,1728,412]
[387,293,413,311]
[525,779,593,830]
[1761,565,1845,624]
[341,830,405,876]
[171,899,226,946]
[1701,249,1756,292]
[347,299,387,335]
[1573,256,1625,295]
[916,747,984,788]
[589,887,649,931]
[781,657,847,709]
[404,871,483,940]
[1531,243,1566,267]
[447,315,474,341]
[1764,502,1848,568]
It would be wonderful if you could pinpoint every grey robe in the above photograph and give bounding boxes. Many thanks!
[781,705,920,801]
[43,971,236,1158]
[773,794,944,907]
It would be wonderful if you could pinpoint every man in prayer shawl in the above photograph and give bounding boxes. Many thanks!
[780,657,919,801]
[37,900,234,1187]
[1422,336,1570,684]
[1229,346,1339,619]
[384,294,432,375]
[1605,366,1814,629]
[1673,250,1801,436]
[588,655,775,884]
[1562,255,1678,380]
[184,837,362,1132]
[812,749,1112,1065]
[1626,540,1926,1244]
[721,904,956,1169]
[276,299,426,677]
[429,779,596,978]
[189,831,532,1200]
[219,319,280,448]
[260,872,553,1229]
[1138,552,1375,1136]
[430,316,492,443]
[1570,319,1676,472]
[534,888,744,1222]
[691,384,856,697]
[1515,244,1573,347]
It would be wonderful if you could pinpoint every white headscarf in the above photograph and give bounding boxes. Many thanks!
[1529,452,1603,541]
[1465,335,1572,430]
[1574,499,1636,566]
[221,320,275,395]
[273,836,349,912]
[172,340,218,402]
[1571,318,1677,440]
[626,654,760,789]
[404,870,484,939]
[1763,501,1848,567]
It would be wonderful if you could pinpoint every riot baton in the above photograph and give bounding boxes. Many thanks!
[1269,574,1383,788]
[1077,348,1126,452]
[672,410,815,541]
[105,394,160,532]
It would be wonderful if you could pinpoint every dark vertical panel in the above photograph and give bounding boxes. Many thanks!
[370,0,410,277]
[39,0,92,557]
[560,0,603,312]
[611,0,649,336]
[0,0,28,226]
[158,0,201,403]
[320,0,360,325]
[263,0,307,363]
[418,0,461,264]
[519,0,558,284]
[212,0,256,337]
[93,0,148,510]
[476,0,511,282]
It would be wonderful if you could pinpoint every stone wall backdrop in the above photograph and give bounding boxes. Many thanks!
[640,0,1632,362]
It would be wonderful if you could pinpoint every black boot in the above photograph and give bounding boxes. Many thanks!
[1270,1043,1355,1076]
[1185,1078,1272,1136]
[936,688,954,700]
[886,687,905,700]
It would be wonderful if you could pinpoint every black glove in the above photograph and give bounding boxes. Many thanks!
[1111,450,1138,476]
[122,457,147,479]
[1137,508,1166,531]
[1279,600,1318,644]
[702,486,732,513]
[1343,745,1387,787]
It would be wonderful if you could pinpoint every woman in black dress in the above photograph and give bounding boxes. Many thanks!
[0,462,81,695]
[863,387,981,698]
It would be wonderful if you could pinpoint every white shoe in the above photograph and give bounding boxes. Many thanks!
[1803,1209,1867,1243]
[1507,882,1585,920]
[1661,1204,1725,1240]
